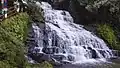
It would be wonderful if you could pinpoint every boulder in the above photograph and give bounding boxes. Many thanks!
[28,53,51,63]
[52,54,66,61]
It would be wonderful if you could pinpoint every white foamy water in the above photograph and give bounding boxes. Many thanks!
[31,1,113,63]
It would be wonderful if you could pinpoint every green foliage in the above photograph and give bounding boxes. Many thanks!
[1,13,29,41]
[25,61,53,68]
[0,13,53,68]
[0,13,29,68]
[97,24,120,50]
[40,61,53,68]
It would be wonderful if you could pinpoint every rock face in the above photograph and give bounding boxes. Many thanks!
[68,0,98,24]
[48,0,120,26]
[40,0,70,10]
[52,0,70,10]
[69,0,120,25]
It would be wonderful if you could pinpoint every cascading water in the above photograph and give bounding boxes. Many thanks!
[28,1,114,63]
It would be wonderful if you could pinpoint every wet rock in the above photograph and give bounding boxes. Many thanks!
[87,47,98,58]
[27,33,35,38]
[52,55,66,61]
[26,37,36,41]
[42,46,60,54]
[28,53,51,63]
[112,50,120,57]
[109,57,120,63]
[68,55,74,61]
[99,50,106,58]
[50,58,63,66]
[60,61,71,64]
[91,49,99,58]
[42,47,54,54]
[118,51,120,57]
[61,11,66,15]
[52,0,70,10]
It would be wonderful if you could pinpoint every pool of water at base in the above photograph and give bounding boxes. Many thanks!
[54,58,120,68]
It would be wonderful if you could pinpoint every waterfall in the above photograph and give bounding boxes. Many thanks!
[28,1,113,63]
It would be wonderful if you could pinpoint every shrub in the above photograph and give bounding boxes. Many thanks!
[25,61,53,68]
[97,24,120,50]
[0,12,53,68]
[0,13,29,67]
